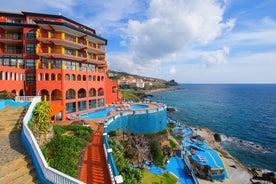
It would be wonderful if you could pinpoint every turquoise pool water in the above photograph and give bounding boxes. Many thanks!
[130,104,149,109]
[79,107,118,119]
[0,100,30,109]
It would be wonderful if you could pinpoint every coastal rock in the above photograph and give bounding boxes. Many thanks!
[165,79,178,86]
[214,133,221,142]
[167,107,176,112]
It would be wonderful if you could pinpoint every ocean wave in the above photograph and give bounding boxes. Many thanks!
[220,135,275,154]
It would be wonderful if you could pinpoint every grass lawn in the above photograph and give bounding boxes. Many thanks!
[141,169,178,184]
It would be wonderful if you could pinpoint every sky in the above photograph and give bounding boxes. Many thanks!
[2,0,276,83]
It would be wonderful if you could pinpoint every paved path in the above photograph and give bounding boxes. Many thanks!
[80,124,112,184]
[0,106,27,165]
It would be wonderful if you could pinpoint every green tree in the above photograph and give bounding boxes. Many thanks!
[0,90,15,99]
[151,141,165,167]
[32,101,52,133]
[30,101,53,146]
[109,139,143,183]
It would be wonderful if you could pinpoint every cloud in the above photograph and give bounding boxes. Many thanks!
[169,65,176,74]
[121,0,233,68]
[76,0,144,35]
[1,0,76,14]
[200,47,230,67]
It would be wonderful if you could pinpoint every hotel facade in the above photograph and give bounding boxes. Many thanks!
[0,11,121,120]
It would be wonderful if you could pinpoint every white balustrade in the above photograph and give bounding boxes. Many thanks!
[22,96,85,184]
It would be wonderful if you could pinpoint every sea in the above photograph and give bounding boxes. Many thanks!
[150,84,276,172]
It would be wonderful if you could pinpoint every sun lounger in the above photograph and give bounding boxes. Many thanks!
[67,115,77,120]
[66,116,74,120]
[197,156,207,162]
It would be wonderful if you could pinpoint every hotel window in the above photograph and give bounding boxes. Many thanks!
[65,74,70,80]
[66,102,76,114]
[88,64,95,72]
[6,32,22,39]
[26,59,36,70]
[66,89,76,99]
[64,48,75,55]
[25,73,36,85]
[72,74,76,81]
[98,98,104,107]
[17,58,24,68]
[64,34,75,42]
[78,101,87,111]
[89,100,96,109]
[7,18,23,24]
[26,44,36,54]
[10,58,17,68]
[48,60,54,68]
[6,46,22,54]
[26,30,36,40]
[51,74,55,80]
[56,60,62,69]
[31,88,36,96]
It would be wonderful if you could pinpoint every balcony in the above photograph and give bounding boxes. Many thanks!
[87,55,106,65]
[3,48,23,54]
[0,33,23,44]
[86,43,105,54]
[36,32,87,50]
[36,47,86,61]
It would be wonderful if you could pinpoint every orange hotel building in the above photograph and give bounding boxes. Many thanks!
[0,11,121,120]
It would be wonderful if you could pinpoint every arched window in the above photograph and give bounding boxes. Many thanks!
[38,73,42,81]
[88,75,92,81]
[83,75,86,81]
[45,73,49,80]
[39,89,49,100]
[98,88,104,96]
[97,76,100,81]
[12,90,17,96]
[65,74,70,80]
[19,89,25,96]
[71,74,76,81]
[57,74,62,80]
[51,89,62,100]
[93,75,96,81]
[89,88,96,97]
[77,74,81,81]
[51,73,55,80]
[0,71,3,80]
[112,86,117,93]
[66,89,76,99]
[101,76,104,81]
[78,88,86,98]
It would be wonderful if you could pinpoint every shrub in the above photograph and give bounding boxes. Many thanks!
[41,125,92,178]
[109,139,143,184]
[151,141,165,167]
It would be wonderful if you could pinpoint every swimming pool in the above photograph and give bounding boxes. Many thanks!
[79,107,117,119]
[130,104,149,109]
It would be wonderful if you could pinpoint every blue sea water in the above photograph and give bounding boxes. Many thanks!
[150,84,276,171]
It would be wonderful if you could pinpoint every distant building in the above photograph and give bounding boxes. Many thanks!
[118,76,151,88]
[0,11,121,120]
